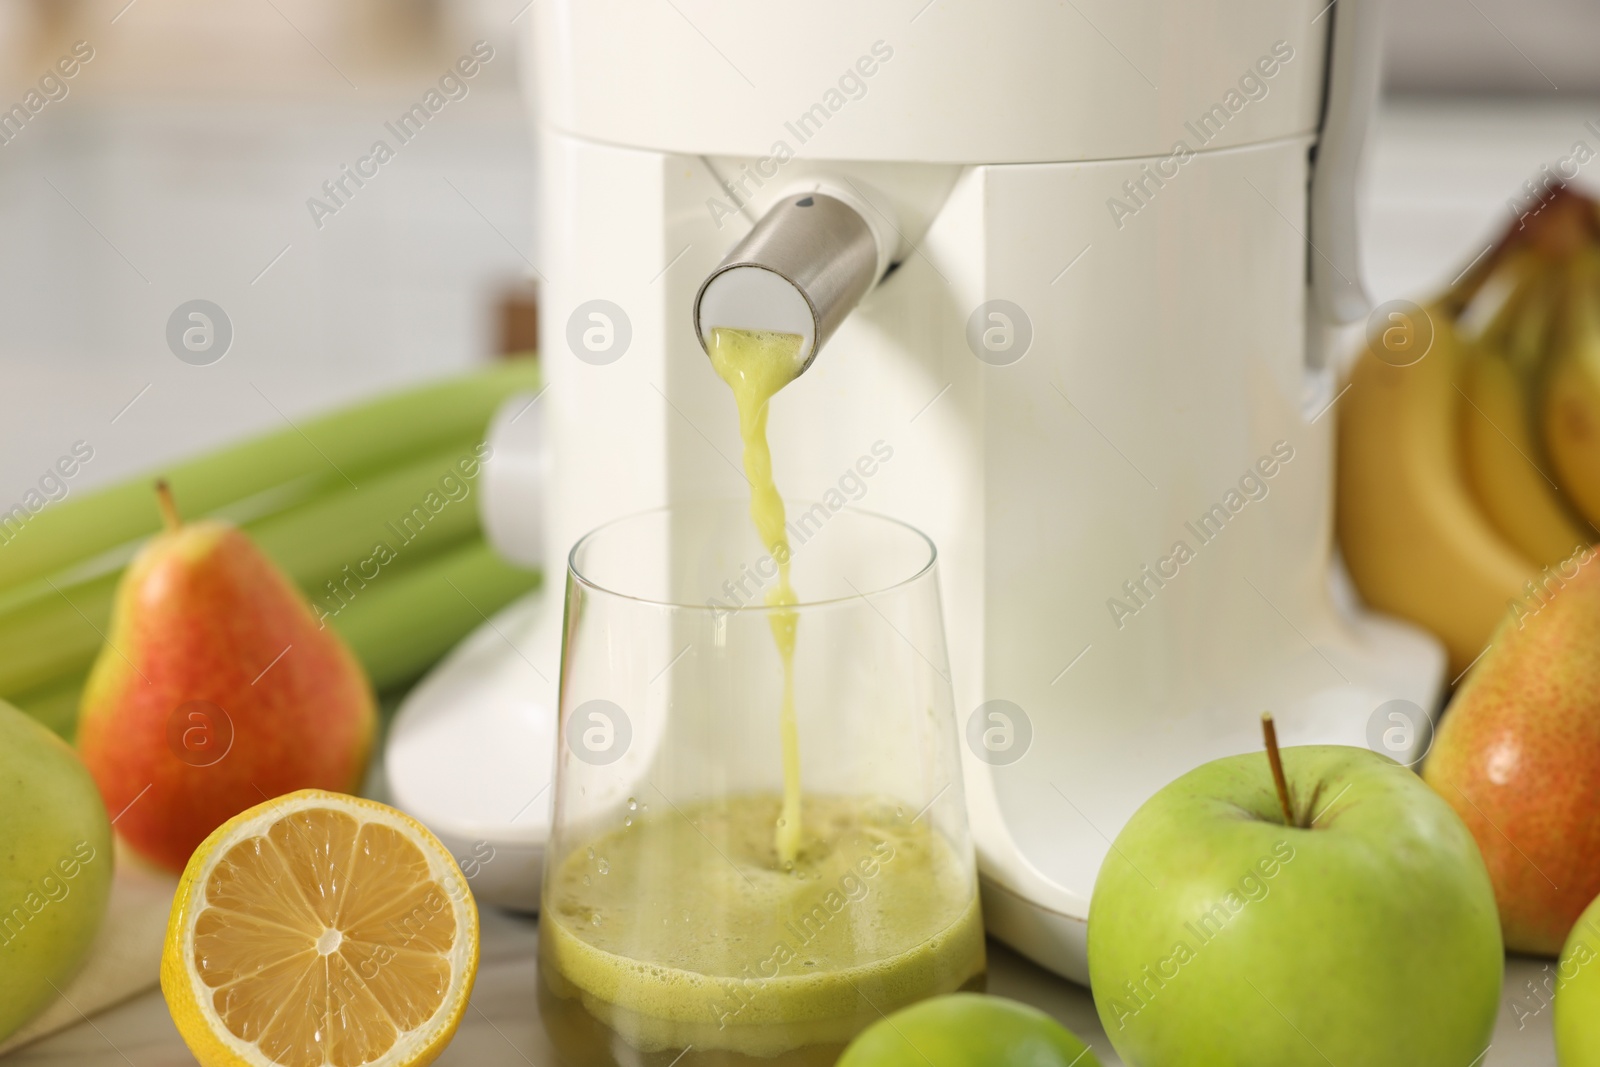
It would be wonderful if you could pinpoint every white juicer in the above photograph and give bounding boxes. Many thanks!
[385,0,1445,983]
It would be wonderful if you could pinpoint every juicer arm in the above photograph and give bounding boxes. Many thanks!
[1309,0,1383,329]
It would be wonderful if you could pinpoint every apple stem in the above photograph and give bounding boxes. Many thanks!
[154,479,182,531]
[1261,712,1299,828]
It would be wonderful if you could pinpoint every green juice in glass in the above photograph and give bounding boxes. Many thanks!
[539,329,984,1064]
[538,794,985,1065]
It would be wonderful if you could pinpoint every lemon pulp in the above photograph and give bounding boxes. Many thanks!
[190,807,458,1066]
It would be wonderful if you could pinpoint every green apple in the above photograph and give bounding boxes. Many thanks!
[1556,893,1600,1066]
[837,993,1101,1067]
[0,700,114,1041]
[1088,742,1502,1067]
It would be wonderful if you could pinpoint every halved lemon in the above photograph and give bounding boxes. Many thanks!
[161,789,479,1067]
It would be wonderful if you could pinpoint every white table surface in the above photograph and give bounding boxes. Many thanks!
[3,95,1591,1065]
[1,904,1558,1066]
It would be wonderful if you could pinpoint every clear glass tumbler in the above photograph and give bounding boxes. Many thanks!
[538,501,983,1067]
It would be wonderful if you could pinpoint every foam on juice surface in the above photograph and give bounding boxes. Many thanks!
[541,794,985,1057]
[706,327,806,862]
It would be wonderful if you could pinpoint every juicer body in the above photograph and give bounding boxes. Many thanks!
[523,0,1442,981]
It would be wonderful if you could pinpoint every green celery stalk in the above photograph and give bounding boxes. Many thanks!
[330,538,542,692]
[255,443,492,619]
[9,673,83,739]
[0,575,117,701]
[0,360,537,594]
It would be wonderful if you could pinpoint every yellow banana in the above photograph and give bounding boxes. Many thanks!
[1459,349,1590,568]
[1338,301,1535,675]
[1457,262,1592,569]
[1501,261,1559,376]
[1544,254,1600,530]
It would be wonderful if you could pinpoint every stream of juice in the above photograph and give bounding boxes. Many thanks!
[706,327,806,864]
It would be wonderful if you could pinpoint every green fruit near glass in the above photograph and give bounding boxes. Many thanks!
[0,699,114,1041]
[836,993,1100,1067]
[1556,893,1600,1067]
[1088,716,1502,1067]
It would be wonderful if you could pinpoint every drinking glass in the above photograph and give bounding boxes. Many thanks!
[538,501,983,1066]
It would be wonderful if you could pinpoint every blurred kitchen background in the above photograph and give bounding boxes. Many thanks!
[0,0,536,501]
[0,0,1595,500]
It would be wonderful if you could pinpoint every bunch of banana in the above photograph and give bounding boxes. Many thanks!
[0,359,542,736]
[1339,186,1600,677]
